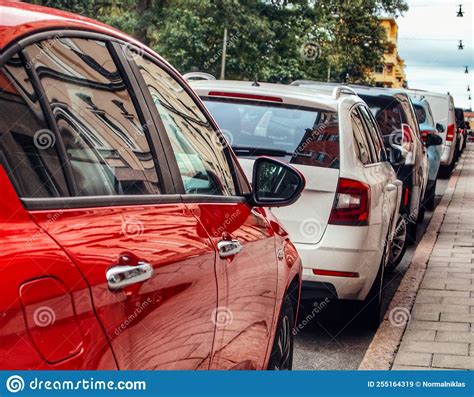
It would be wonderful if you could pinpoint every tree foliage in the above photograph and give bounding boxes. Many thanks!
[28,0,408,83]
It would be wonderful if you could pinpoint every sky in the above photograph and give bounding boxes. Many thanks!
[397,0,474,109]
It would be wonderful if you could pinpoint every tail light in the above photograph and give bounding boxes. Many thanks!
[402,123,414,150]
[328,178,370,226]
[446,124,455,142]
[420,130,430,143]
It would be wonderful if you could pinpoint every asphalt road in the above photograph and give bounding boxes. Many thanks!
[293,178,450,370]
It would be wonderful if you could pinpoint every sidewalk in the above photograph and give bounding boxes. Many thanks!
[392,144,474,370]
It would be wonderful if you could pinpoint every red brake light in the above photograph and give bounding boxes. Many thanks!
[420,130,430,143]
[207,91,283,103]
[313,269,359,278]
[328,178,370,226]
[446,124,455,142]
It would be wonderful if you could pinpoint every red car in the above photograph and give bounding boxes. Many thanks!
[0,2,304,370]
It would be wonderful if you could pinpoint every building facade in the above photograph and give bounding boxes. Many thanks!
[371,17,407,89]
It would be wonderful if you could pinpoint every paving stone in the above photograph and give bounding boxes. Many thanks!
[432,354,474,370]
[393,351,432,367]
[435,330,474,343]
[403,329,436,341]
[440,313,474,323]
[408,320,469,332]
[400,341,468,356]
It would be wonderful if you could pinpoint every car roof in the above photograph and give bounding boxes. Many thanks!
[403,88,453,101]
[190,80,359,111]
[291,80,410,102]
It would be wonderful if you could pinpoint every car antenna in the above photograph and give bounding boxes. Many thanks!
[252,75,260,87]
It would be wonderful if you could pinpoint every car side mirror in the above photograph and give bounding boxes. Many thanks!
[250,157,305,207]
[426,133,443,147]
[436,123,444,133]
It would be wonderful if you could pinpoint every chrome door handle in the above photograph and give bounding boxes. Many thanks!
[384,183,397,192]
[217,239,242,258]
[106,261,153,291]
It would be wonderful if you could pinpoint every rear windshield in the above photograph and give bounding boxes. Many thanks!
[203,99,340,169]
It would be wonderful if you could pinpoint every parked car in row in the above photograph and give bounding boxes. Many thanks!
[455,107,468,154]
[291,82,429,250]
[409,96,443,210]
[405,90,457,178]
[191,80,402,329]
[0,2,306,370]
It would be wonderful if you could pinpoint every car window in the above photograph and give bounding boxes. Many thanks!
[351,108,372,165]
[132,53,236,196]
[203,99,340,169]
[0,54,70,198]
[413,104,427,124]
[359,106,387,162]
[401,100,421,139]
[361,95,405,147]
[22,38,160,197]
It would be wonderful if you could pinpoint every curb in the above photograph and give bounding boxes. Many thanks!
[358,155,465,370]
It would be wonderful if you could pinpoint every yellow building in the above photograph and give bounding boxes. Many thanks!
[371,17,407,88]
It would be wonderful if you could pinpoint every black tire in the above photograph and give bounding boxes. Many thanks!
[424,180,437,211]
[438,162,453,179]
[407,217,418,246]
[386,214,408,272]
[267,295,294,370]
[358,262,384,331]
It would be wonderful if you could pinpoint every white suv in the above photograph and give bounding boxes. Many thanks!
[192,80,402,328]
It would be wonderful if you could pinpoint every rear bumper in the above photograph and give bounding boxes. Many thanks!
[296,225,383,301]
[440,143,454,165]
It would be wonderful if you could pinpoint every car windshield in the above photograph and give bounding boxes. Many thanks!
[203,98,340,169]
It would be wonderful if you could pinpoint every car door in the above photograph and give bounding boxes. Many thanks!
[0,59,115,369]
[359,106,401,248]
[352,106,397,255]
[16,35,218,369]
[130,53,279,370]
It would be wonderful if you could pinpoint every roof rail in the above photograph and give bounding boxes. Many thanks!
[183,72,216,81]
[332,86,358,100]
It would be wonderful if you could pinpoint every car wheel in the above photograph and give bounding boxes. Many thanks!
[358,261,384,330]
[424,181,437,211]
[438,161,453,179]
[386,214,408,272]
[267,295,294,370]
